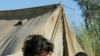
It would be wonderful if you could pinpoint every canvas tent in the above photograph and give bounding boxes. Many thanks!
[0,4,84,56]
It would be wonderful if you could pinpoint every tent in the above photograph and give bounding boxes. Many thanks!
[0,4,84,56]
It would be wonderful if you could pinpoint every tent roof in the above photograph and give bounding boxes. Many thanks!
[0,4,60,17]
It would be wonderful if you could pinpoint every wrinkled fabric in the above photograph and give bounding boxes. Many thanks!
[0,4,84,56]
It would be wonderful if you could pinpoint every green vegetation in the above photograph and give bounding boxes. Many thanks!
[73,0,100,56]
[75,24,100,56]
[74,0,100,29]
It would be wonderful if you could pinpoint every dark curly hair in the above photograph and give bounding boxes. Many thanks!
[22,35,54,56]
[75,52,88,56]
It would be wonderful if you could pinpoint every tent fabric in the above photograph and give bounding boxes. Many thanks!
[0,4,84,56]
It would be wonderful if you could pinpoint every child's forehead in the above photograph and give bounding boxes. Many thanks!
[35,52,50,56]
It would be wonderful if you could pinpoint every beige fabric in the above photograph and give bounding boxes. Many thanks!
[62,10,84,56]
[0,4,84,56]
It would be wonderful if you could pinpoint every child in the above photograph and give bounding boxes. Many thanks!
[22,35,54,56]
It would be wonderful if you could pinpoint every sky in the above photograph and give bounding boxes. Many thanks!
[0,0,84,27]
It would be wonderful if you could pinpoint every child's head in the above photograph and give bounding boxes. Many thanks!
[75,52,88,56]
[22,35,54,56]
